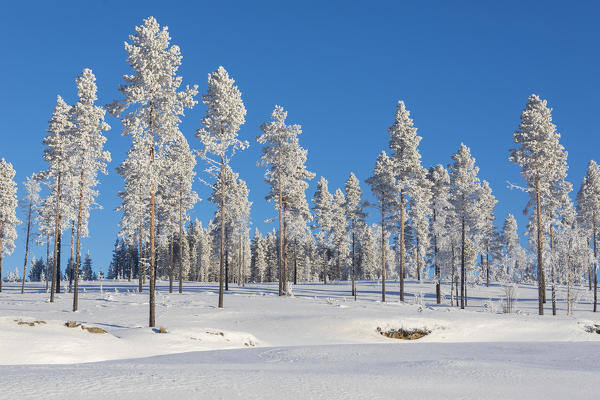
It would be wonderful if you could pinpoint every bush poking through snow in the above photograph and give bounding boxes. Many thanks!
[584,324,600,334]
[65,321,79,328]
[376,327,431,340]
[81,325,107,334]
[15,320,46,327]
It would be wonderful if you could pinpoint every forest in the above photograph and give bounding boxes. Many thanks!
[0,17,597,329]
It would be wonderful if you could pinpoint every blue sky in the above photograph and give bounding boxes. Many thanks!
[1,0,599,276]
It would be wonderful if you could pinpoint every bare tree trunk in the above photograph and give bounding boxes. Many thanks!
[149,153,156,327]
[434,209,440,304]
[550,221,556,316]
[56,228,62,294]
[179,189,184,294]
[50,173,61,302]
[294,238,298,286]
[73,170,85,312]
[535,176,544,315]
[461,215,465,309]
[486,241,490,287]
[399,190,405,302]
[169,231,174,293]
[68,222,74,293]
[219,156,225,308]
[450,241,455,306]
[283,201,288,294]
[278,153,283,296]
[138,193,144,293]
[381,196,386,302]
[45,238,50,291]
[21,202,33,294]
[594,214,597,312]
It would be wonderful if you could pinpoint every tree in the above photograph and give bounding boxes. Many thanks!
[478,180,498,287]
[81,251,95,281]
[366,151,398,302]
[70,68,111,312]
[197,66,247,308]
[108,16,198,326]
[344,172,366,298]
[0,159,20,292]
[312,177,333,284]
[257,106,314,295]
[500,214,525,282]
[509,94,569,315]
[428,164,451,303]
[42,95,75,301]
[448,144,481,309]
[387,101,427,301]
[20,173,41,293]
[329,189,350,282]
[576,160,600,312]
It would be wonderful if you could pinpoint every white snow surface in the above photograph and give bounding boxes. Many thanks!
[1,279,599,399]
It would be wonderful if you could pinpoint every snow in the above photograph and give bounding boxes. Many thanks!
[1,279,599,399]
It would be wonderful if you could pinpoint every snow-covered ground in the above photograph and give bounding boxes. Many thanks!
[1,279,599,399]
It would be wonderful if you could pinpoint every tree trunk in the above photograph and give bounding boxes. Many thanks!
[179,189,184,294]
[486,241,490,287]
[50,172,61,302]
[169,231,174,293]
[351,230,356,300]
[21,203,33,294]
[594,214,597,312]
[433,209,440,304]
[73,169,85,312]
[283,201,288,294]
[138,196,144,293]
[219,156,225,308]
[535,176,544,315]
[56,229,62,293]
[550,221,556,316]
[399,190,405,302]
[294,238,298,286]
[278,154,283,296]
[149,156,156,327]
[45,238,50,291]
[68,222,74,293]
[461,215,465,309]
[381,196,386,302]
[323,247,327,284]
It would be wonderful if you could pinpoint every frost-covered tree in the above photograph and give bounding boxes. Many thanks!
[108,16,198,326]
[257,106,314,294]
[427,165,451,303]
[366,151,397,301]
[20,173,41,293]
[387,101,427,301]
[0,159,20,292]
[410,177,432,282]
[509,94,570,315]
[197,66,246,308]
[69,68,111,312]
[500,214,525,282]
[448,144,481,309]
[478,180,498,287]
[329,189,350,282]
[344,172,366,298]
[576,160,600,312]
[312,177,333,284]
[42,95,76,301]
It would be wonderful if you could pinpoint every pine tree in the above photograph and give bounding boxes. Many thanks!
[344,172,366,298]
[0,159,20,292]
[478,180,498,287]
[108,17,197,326]
[509,94,570,315]
[312,177,334,284]
[366,151,397,301]
[576,160,600,312]
[448,144,481,309]
[257,106,314,294]
[197,66,246,308]
[427,165,451,303]
[387,101,428,301]
[69,68,111,312]
[20,173,41,293]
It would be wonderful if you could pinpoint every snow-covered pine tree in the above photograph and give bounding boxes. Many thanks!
[427,164,451,303]
[257,106,314,294]
[387,101,428,301]
[20,173,41,293]
[197,66,246,308]
[0,159,20,292]
[410,176,432,282]
[509,94,570,316]
[69,68,111,312]
[329,189,350,282]
[344,172,367,298]
[108,16,197,326]
[312,177,333,285]
[448,144,481,309]
[576,160,600,312]
[478,180,498,287]
[42,95,76,301]
[366,151,398,301]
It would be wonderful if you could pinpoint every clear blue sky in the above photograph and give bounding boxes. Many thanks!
[1,0,599,277]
